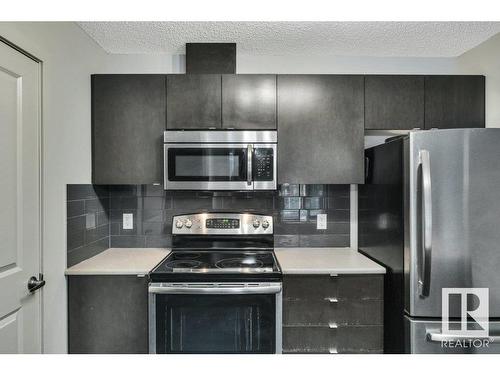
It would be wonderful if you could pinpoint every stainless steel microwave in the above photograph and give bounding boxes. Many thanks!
[164,130,277,190]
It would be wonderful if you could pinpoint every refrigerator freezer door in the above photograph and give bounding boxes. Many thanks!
[407,129,500,318]
[405,317,500,354]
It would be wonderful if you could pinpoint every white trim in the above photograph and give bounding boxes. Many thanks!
[37,59,44,353]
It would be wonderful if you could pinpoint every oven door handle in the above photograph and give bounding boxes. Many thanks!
[149,284,281,295]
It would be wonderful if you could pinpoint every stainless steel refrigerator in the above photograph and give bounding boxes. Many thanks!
[359,129,500,354]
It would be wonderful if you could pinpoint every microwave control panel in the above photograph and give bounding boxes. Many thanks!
[253,148,274,181]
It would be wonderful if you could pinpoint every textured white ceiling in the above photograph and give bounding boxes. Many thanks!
[78,22,500,57]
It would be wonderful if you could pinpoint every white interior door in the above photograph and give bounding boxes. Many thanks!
[0,40,42,353]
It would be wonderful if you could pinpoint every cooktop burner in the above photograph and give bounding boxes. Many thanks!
[215,257,264,269]
[165,259,204,269]
[172,253,201,260]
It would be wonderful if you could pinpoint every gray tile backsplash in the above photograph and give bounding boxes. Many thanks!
[67,183,351,266]
[67,185,110,267]
[107,183,350,249]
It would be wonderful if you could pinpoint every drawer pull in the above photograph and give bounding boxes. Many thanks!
[329,347,338,354]
[330,273,338,277]
[324,297,338,303]
[328,323,338,329]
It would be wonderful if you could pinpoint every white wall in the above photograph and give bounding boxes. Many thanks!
[237,54,461,74]
[458,33,500,128]
[0,21,107,354]
[0,21,490,353]
[0,22,182,354]
[0,23,106,353]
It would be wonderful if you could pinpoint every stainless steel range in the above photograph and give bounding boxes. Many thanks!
[149,212,282,354]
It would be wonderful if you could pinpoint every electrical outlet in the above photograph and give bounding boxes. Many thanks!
[316,213,327,230]
[123,213,134,230]
[85,213,96,229]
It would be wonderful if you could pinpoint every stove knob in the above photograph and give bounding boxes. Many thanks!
[175,220,184,229]
[252,219,260,229]
[185,219,193,229]
[262,220,270,229]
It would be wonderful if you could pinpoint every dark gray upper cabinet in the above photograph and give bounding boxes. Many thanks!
[277,75,364,184]
[166,74,222,129]
[365,75,424,130]
[92,75,165,185]
[424,75,485,129]
[222,74,277,129]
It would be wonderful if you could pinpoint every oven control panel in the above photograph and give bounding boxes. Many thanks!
[172,213,273,235]
[206,218,240,229]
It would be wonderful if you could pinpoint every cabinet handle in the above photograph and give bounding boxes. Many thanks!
[324,297,338,303]
[329,348,338,354]
[328,323,338,329]
[329,273,338,277]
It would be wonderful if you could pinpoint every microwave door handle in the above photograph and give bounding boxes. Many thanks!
[247,144,253,186]
[418,149,433,298]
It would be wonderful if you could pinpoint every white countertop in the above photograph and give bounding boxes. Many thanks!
[65,248,170,275]
[275,248,386,275]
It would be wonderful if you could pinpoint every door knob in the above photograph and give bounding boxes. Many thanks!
[27,273,45,293]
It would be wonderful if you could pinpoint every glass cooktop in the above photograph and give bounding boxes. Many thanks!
[152,250,281,274]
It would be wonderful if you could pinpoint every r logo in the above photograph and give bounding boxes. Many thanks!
[442,288,489,338]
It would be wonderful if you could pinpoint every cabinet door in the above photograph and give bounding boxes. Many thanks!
[92,74,165,184]
[166,74,222,129]
[277,75,364,184]
[424,75,485,129]
[365,75,424,130]
[222,74,276,129]
[68,275,149,354]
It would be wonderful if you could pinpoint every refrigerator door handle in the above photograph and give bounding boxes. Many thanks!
[418,149,432,298]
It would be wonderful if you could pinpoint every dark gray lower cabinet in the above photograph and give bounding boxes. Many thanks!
[282,275,384,354]
[68,275,148,354]
[277,75,364,184]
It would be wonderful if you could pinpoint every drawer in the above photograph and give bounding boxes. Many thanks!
[283,299,383,326]
[283,275,383,300]
[283,325,383,354]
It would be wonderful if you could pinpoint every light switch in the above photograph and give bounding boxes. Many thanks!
[123,213,134,230]
[316,213,327,230]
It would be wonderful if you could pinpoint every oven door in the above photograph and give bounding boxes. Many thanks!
[164,144,252,190]
[149,282,282,354]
